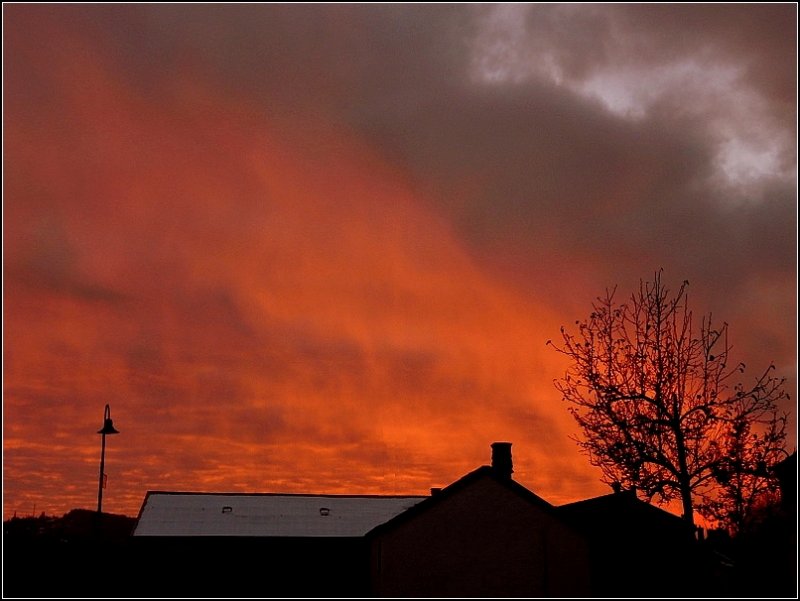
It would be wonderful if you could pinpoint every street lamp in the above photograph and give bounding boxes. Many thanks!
[97,404,119,514]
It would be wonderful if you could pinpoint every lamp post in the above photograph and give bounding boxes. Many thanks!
[97,404,119,514]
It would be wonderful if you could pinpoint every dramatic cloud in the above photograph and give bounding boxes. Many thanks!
[3,5,795,518]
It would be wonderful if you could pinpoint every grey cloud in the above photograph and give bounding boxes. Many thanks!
[609,5,796,110]
[6,4,795,463]
[7,213,127,304]
[8,3,794,372]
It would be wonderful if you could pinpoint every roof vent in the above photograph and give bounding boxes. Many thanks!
[221,506,233,514]
[319,507,330,516]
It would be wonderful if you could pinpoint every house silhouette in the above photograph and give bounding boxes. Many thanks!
[557,488,698,596]
[365,448,591,597]
[131,442,699,597]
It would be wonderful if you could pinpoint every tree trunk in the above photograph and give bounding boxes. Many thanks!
[680,483,695,527]
[674,421,696,528]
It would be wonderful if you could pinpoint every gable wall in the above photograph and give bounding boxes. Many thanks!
[370,476,590,597]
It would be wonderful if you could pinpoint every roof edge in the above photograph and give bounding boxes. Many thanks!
[365,465,555,538]
[140,490,428,499]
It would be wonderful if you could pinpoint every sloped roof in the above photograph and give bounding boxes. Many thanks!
[772,450,796,479]
[366,465,554,538]
[133,491,426,537]
[556,490,694,541]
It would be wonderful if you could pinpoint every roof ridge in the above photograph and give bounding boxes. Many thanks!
[143,490,428,499]
[364,465,556,538]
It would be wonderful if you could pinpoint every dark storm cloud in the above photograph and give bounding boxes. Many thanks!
[318,4,796,358]
[27,5,792,227]
[83,2,790,317]
[610,5,796,110]
[7,1,796,388]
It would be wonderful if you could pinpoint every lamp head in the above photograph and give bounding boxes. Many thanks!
[98,404,120,435]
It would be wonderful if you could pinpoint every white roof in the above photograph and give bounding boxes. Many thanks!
[133,492,426,537]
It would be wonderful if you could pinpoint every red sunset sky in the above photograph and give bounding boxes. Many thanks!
[3,5,796,519]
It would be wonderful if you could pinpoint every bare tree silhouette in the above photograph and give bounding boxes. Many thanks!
[548,270,789,529]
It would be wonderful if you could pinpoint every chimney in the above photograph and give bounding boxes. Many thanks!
[491,442,513,479]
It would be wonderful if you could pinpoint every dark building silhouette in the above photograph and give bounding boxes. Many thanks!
[126,443,717,597]
[366,449,591,597]
[723,449,798,598]
[132,492,425,597]
[131,443,593,596]
[557,488,701,596]
[6,444,792,597]
[772,450,797,512]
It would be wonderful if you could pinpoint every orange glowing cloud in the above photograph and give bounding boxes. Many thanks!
[3,10,607,518]
[6,6,794,522]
